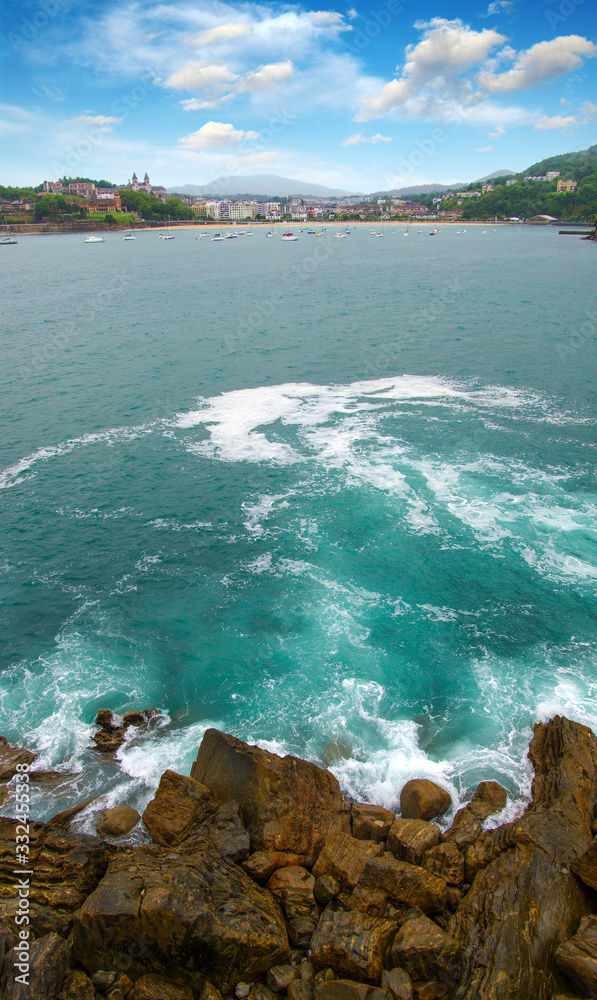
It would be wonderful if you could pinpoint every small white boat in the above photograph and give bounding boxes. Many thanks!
[211,234,225,241]
[334,232,349,239]
[281,232,299,241]
[84,235,105,243]
[265,230,275,237]
[224,233,238,239]
[1,212,17,244]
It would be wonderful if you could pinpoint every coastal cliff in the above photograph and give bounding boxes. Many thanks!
[0,716,596,1000]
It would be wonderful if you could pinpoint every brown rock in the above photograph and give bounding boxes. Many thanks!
[312,831,384,892]
[114,973,135,996]
[123,709,159,727]
[47,797,98,829]
[387,820,441,866]
[72,840,290,992]
[349,883,390,918]
[142,770,220,847]
[191,729,351,865]
[463,824,516,883]
[268,866,318,922]
[555,914,597,999]
[289,982,315,1000]
[352,854,447,915]
[28,771,74,785]
[315,875,340,905]
[97,806,140,839]
[441,809,482,853]
[381,968,413,1000]
[0,785,12,809]
[310,908,397,983]
[0,819,108,914]
[0,931,69,1000]
[199,800,250,862]
[414,983,450,1000]
[267,964,299,991]
[389,910,460,985]
[58,969,96,999]
[93,728,128,753]
[467,781,507,821]
[315,980,388,1000]
[128,974,193,999]
[242,851,277,882]
[96,709,123,729]
[571,841,597,892]
[288,915,317,948]
[422,842,464,885]
[201,982,224,1000]
[0,737,37,783]
[352,806,395,843]
[91,968,117,989]
[322,740,353,766]
[399,781,451,822]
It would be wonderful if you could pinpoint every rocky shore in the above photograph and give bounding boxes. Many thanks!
[1,716,596,1000]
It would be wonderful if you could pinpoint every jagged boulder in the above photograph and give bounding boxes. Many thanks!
[386,820,441,866]
[399,781,451,822]
[467,781,507,821]
[351,806,395,843]
[388,909,460,985]
[351,854,447,915]
[310,908,396,983]
[267,866,318,923]
[72,840,290,992]
[191,730,351,865]
[450,717,597,1000]
[421,842,464,885]
[313,832,384,892]
[555,914,597,999]
[1,931,69,1000]
[441,809,482,853]
[142,770,220,846]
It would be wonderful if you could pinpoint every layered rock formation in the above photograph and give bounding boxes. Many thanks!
[0,716,595,1000]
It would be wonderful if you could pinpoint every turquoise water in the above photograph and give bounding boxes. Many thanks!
[1,224,596,831]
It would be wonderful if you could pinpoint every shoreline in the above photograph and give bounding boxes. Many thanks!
[0,715,596,999]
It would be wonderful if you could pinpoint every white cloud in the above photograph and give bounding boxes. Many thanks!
[72,114,122,131]
[405,19,506,82]
[484,1,515,15]
[162,61,236,92]
[180,96,233,111]
[190,23,253,46]
[489,124,506,137]
[238,61,294,93]
[342,132,392,146]
[357,19,505,121]
[478,36,597,93]
[581,100,597,122]
[475,145,494,151]
[347,8,358,19]
[178,120,259,151]
[533,114,579,130]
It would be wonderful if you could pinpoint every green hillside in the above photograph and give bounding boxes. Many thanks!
[408,144,597,222]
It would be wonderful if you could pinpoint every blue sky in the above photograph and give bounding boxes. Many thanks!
[1,0,596,192]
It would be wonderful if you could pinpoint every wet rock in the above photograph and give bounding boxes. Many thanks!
[555,914,597,999]
[28,771,74,785]
[191,729,351,865]
[388,909,460,985]
[450,717,597,1000]
[351,854,447,915]
[313,832,384,892]
[91,969,117,989]
[441,809,482,853]
[72,840,289,992]
[268,866,318,922]
[0,737,37,782]
[421,842,464,885]
[128,974,193,999]
[463,824,516,883]
[571,841,597,892]
[467,781,507,821]
[58,969,96,999]
[315,875,340,905]
[242,851,277,883]
[200,982,224,1000]
[322,740,353,767]
[386,820,441,867]
[310,907,397,983]
[315,980,390,1000]
[381,968,413,1000]
[123,710,159,728]
[93,710,159,755]
[199,800,250,862]
[267,963,299,991]
[142,770,220,847]
[399,782,451,823]
[47,797,98,829]
[97,806,140,839]
[288,916,317,947]
[351,806,395,843]
[0,930,69,1000]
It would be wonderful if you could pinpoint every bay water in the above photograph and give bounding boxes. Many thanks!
[1,224,596,832]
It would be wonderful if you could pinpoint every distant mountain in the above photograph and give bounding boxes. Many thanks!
[476,170,516,182]
[371,170,515,199]
[167,175,360,198]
